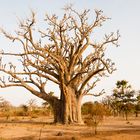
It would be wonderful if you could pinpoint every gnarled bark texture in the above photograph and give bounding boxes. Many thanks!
[47,86,82,124]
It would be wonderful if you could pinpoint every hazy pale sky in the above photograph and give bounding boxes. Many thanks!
[0,0,140,106]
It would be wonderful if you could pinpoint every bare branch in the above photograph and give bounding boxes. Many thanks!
[0,8,119,105]
[86,89,105,97]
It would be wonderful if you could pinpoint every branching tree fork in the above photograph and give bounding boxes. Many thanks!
[0,7,120,124]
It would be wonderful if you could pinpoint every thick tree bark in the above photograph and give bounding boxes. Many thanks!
[50,86,83,124]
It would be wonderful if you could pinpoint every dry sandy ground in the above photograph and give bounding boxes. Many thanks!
[0,116,140,140]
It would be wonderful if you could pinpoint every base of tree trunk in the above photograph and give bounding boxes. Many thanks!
[52,96,83,124]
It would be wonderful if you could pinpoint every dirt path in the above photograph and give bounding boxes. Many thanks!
[0,117,140,140]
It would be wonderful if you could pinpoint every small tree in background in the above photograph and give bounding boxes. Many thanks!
[112,80,135,121]
[102,95,116,116]
[19,104,29,116]
[28,99,37,112]
[0,97,12,120]
[27,99,38,118]
[82,101,106,134]
[134,93,140,117]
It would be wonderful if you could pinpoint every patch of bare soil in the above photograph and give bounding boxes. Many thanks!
[0,116,140,140]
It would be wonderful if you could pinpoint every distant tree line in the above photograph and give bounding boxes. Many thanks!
[0,80,140,124]
[0,97,53,120]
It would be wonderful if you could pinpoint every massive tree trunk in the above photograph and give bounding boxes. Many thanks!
[51,86,83,124]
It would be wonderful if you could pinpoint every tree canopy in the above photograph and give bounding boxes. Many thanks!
[0,7,120,124]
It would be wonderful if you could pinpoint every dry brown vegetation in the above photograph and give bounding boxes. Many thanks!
[0,116,140,140]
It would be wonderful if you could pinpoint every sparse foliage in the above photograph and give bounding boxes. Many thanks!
[134,93,140,117]
[19,104,29,116]
[83,102,106,134]
[112,80,135,121]
[0,97,12,120]
[0,6,120,124]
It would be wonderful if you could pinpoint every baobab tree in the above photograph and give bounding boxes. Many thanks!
[0,7,120,124]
